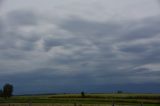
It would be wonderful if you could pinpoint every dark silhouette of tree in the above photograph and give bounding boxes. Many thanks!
[81,91,85,98]
[3,83,13,98]
[0,89,3,97]
[117,90,123,94]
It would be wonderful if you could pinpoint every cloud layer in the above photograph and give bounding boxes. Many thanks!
[0,0,160,94]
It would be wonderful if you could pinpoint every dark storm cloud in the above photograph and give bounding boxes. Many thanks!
[132,68,160,76]
[0,68,160,94]
[1,12,160,82]
[0,68,97,94]
[57,16,160,79]
[119,45,149,53]
[0,1,160,94]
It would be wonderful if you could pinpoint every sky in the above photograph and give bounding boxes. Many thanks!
[0,0,160,94]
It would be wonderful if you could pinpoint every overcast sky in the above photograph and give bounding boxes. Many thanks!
[0,0,160,94]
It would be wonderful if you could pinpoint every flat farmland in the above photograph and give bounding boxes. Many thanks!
[0,93,160,106]
[0,103,133,106]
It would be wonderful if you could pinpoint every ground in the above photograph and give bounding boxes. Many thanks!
[0,93,160,106]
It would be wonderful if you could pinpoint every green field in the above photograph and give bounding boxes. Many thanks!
[0,93,160,106]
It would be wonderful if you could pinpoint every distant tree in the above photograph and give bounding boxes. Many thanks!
[112,101,115,106]
[0,89,3,97]
[81,91,85,98]
[3,83,13,98]
[117,90,123,94]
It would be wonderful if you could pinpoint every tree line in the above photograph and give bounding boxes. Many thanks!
[0,83,13,98]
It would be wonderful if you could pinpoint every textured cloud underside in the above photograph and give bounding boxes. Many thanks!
[0,0,160,94]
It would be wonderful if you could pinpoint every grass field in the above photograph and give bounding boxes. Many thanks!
[0,93,160,106]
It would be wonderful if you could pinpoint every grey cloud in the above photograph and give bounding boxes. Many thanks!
[43,38,65,51]
[1,14,159,84]
[0,9,41,51]
[0,51,27,60]
[59,17,120,38]
[57,17,123,59]
[120,17,160,41]
[133,68,160,76]
[54,16,160,82]
[41,17,118,53]
[0,0,3,8]
[123,25,160,41]
[142,49,160,65]
[118,40,160,65]
[7,10,38,26]
[119,44,150,53]
[0,68,160,94]
[0,19,4,35]
[0,68,97,94]
[0,3,160,94]
[0,10,42,65]
[43,36,93,52]
[0,31,37,52]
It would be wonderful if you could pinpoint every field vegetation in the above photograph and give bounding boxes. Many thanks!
[0,93,160,106]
